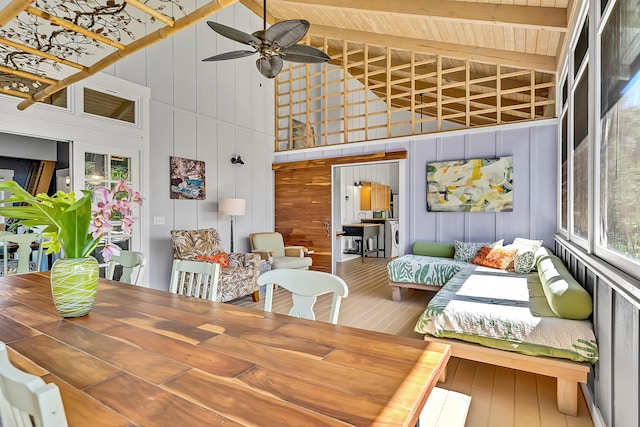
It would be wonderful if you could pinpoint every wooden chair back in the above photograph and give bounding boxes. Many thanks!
[0,341,68,427]
[169,259,220,301]
[259,269,349,324]
[107,251,146,285]
[1,233,43,276]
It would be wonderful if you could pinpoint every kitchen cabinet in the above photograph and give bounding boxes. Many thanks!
[360,182,390,211]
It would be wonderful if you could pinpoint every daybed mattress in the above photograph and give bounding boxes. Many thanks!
[414,265,599,363]
[387,255,471,287]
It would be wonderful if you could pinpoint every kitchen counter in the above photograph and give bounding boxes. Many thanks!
[341,224,381,262]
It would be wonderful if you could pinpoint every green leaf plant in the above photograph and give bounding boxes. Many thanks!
[0,180,141,260]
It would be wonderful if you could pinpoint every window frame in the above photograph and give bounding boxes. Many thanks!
[593,0,640,277]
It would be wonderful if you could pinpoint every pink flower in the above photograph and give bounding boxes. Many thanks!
[89,214,113,239]
[121,215,137,233]
[101,243,122,261]
[131,190,143,205]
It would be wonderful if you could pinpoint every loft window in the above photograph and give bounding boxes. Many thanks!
[83,88,136,124]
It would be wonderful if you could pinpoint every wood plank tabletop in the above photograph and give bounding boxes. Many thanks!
[0,272,450,427]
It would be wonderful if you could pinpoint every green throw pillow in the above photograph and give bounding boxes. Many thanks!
[412,242,455,258]
[537,254,593,320]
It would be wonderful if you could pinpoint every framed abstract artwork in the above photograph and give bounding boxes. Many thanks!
[427,156,513,212]
[169,156,206,200]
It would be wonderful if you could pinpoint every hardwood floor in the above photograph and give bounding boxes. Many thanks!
[232,258,595,427]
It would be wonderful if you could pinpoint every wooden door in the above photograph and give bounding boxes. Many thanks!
[273,151,407,273]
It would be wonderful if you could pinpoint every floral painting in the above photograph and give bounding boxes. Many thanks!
[427,156,513,212]
[170,156,205,200]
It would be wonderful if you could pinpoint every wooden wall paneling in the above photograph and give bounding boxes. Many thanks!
[275,166,332,272]
[613,292,640,427]
[595,279,613,427]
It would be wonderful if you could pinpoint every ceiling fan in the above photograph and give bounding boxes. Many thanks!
[202,0,330,78]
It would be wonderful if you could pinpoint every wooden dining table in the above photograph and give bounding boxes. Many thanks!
[0,272,450,427]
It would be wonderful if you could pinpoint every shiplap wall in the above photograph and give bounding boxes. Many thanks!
[103,1,275,290]
[556,238,639,427]
[275,121,558,254]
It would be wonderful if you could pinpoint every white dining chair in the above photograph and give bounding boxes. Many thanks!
[169,259,220,301]
[259,269,349,324]
[0,341,68,427]
[107,251,146,285]
[1,233,43,277]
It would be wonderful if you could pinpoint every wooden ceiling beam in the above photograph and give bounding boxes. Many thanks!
[124,0,175,27]
[0,37,87,71]
[0,65,57,85]
[26,6,126,50]
[0,0,34,27]
[274,0,567,31]
[310,24,557,72]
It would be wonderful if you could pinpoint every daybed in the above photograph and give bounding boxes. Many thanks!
[388,240,598,416]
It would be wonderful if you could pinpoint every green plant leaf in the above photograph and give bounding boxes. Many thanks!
[57,194,93,258]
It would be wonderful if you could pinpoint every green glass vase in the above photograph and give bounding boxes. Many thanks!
[50,257,99,318]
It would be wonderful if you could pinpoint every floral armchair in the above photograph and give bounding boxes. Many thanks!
[170,228,261,302]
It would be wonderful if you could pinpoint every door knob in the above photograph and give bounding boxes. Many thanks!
[325,221,330,236]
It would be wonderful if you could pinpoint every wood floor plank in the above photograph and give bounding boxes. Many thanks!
[488,366,516,427]
[465,361,496,427]
[514,370,541,427]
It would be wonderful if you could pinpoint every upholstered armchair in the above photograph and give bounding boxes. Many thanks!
[249,232,312,270]
[170,228,261,302]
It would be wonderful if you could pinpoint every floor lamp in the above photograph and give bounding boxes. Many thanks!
[218,198,246,253]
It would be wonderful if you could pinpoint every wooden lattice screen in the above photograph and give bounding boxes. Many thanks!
[275,37,556,151]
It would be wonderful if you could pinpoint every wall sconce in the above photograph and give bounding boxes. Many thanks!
[354,181,363,188]
[231,155,244,165]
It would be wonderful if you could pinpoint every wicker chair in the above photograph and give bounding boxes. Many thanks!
[170,228,260,302]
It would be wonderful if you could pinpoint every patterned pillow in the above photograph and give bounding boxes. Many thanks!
[454,240,503,262]
[196,252,230,268]
[510,250,537,274]
[471,246,519,270]
[504,238,543,274]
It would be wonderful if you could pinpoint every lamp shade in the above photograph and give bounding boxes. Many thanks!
[218,198,246,216]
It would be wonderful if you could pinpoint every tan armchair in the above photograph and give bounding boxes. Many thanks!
[249,232,312,270]
[170,228,261,302]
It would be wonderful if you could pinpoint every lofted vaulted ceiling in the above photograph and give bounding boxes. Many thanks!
[240,0,578,73]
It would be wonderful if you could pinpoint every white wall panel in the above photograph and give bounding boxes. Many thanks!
[197,117,219,229]
[146,38,174,106]
[114,51,147,87]
[148,103,175,290]
[196,0,218,119]
[173,25,198,112]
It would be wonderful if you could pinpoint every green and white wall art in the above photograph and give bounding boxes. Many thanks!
[426,156,513,212]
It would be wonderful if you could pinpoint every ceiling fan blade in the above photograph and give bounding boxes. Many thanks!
[282,44,330,63]
[202,50,257,61]
[256,56,283,79]
[206,21,261,47]
[264,19,310,48]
